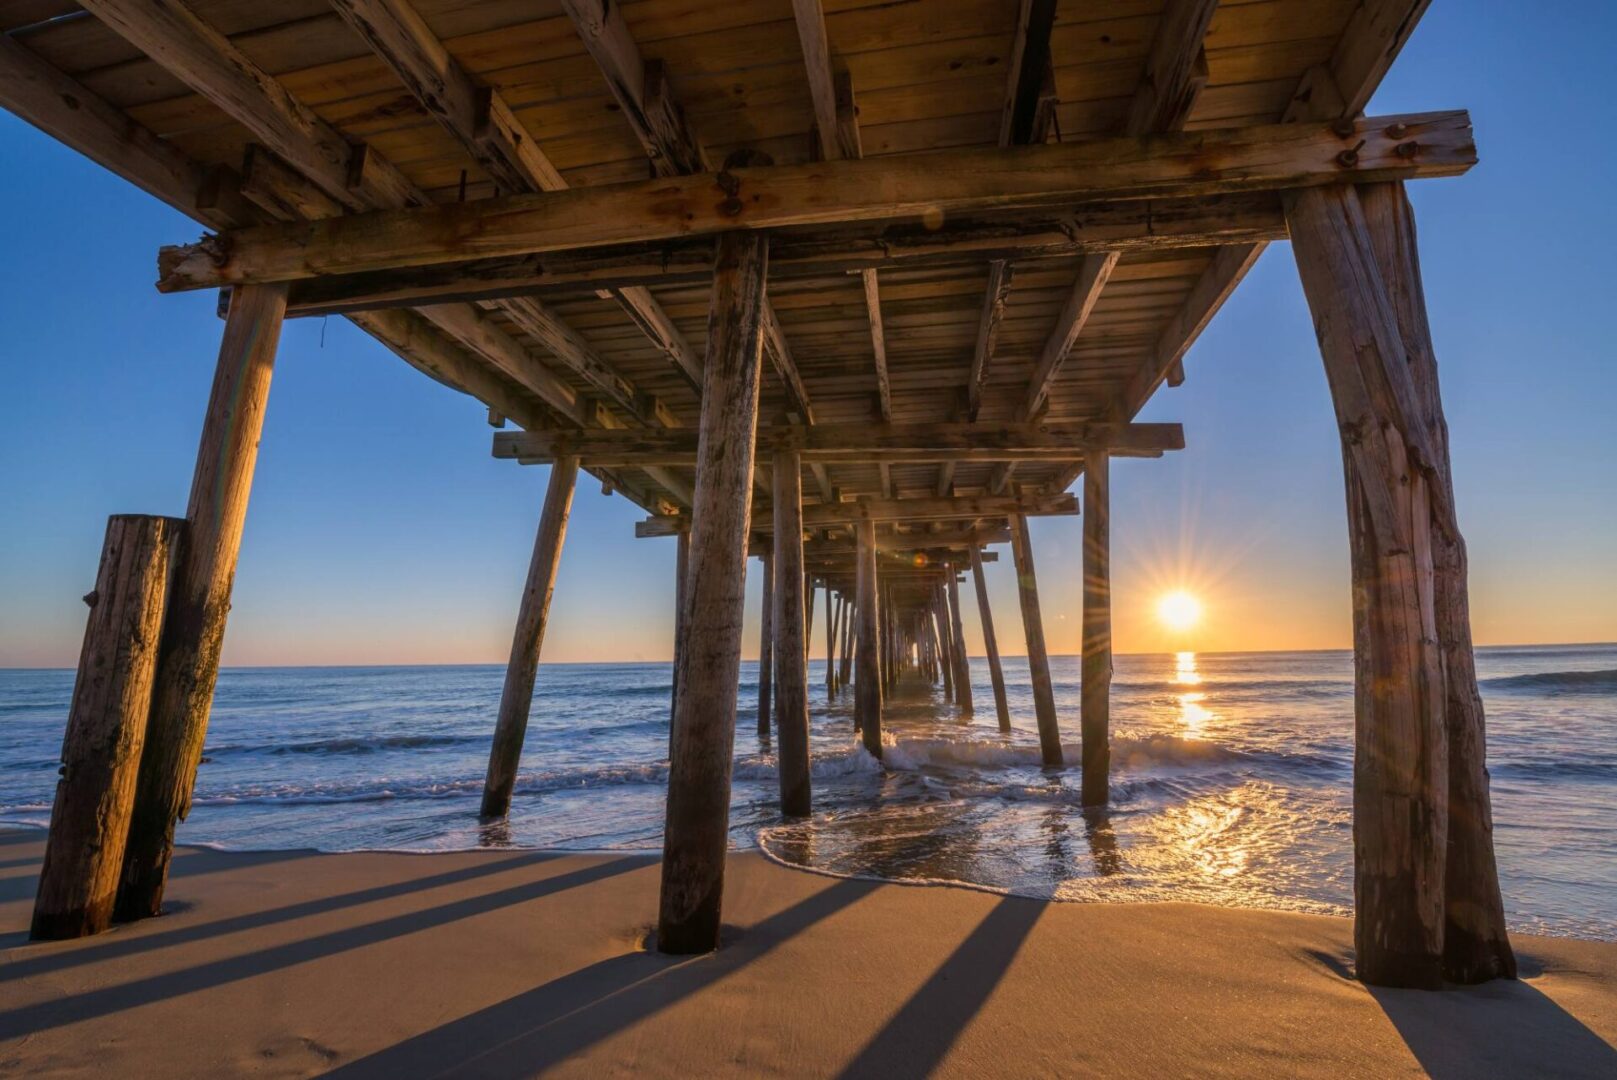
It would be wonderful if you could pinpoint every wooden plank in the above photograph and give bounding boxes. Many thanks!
[561,0,706,177]
[792,492,1077,529]
[496,420,1183,461]
[791,0,858,162]
[158,112,1477,292]
[658,232,769,955]
[1020,251,1120,419]
[32,515,180,941]
[481,456,578,818]
[78,0,422,211]
[417,302,584,424]
[1123,0,1219,136]
[328,0,565,194]
[117,282,288,921]
[862,269,891,421]
[282,191,1289,316]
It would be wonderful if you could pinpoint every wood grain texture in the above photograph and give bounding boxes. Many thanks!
[481,456,579,819]
[158,112,1476,292]
[970,546,1011,732]
[658,232,768,955]
[772,450,811,816]
[1081,450,1112,807]
[118,282,288,921]
[854,517,883,756]
[32,515,180,941]
[1009,513,1062,767]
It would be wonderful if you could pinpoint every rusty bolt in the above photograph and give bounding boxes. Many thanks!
[1385,122,1408,139]
[1336,138,1367,168]
[720,196,743,216]
[1331,118,1357,138]
[1395,140,1420,159]
[715,170,740,197]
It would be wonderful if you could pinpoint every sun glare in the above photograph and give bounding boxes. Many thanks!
[1157,590,1203,633]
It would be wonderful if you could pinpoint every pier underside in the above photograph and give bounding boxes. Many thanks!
[4,0,1515,984]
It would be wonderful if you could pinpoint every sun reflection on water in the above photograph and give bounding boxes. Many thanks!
[1174,652,1217,738]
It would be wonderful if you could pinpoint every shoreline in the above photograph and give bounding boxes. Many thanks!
[4,829,1615,1076]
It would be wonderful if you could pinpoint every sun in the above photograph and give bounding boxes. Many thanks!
[1157,590,1203,633]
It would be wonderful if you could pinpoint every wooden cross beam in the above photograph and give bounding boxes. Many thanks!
[279,193,1289,317]
[638,492,1077,537]
[157,112,1475,293]
[494,422,1185,466]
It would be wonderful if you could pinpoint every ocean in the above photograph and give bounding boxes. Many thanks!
[2,646,1614,940]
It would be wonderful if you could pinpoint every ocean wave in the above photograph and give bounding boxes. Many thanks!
[1482,669,1617,695]
[205,732,488,757]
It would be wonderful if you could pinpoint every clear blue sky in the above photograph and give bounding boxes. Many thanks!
[2,3,1613,667]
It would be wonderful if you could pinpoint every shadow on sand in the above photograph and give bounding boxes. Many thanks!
[322,875,881,1077]
[1370,965,1617,1079]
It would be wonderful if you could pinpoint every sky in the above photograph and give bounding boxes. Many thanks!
[2,3,1614,668]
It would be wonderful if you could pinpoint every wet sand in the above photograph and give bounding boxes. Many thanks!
[1,828,1614,1077]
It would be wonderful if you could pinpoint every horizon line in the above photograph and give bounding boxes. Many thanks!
[3,640,1612,673]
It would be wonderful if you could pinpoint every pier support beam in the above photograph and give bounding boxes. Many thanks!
[1010,514,1063,767]
[671,528,690,724]
[772,451,811,815]
[34,515,181,940]
[117,282,288,922]
[1081,452,1112,806]
[1358,182,1515,984]
[481,456,579,818]
[971,546,1012,731]
[658,232,769,954]
[825,588,837,697]
[947,565,974,716]
[1287,183,1457,988]
[757,551,774,736]
[854,518,884,756]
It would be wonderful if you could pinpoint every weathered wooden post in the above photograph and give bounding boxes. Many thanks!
[970,546,1011,731]
[947,565,974,715]
[854,518,883,756]
[481,456,580,818]
[757,551,774,736]
[671,528,689,725]
[33,515,181,940]
[1081,452,1112,806]
[773,450,811,815]
[1009,514,1063,767]
[934,587,955,702]
[117,282,288,921]
[825,588,837,696]
[1286,184,1450,989]
[1358,181,1514,984]
[658,232,769,954]
[839,591,855,690]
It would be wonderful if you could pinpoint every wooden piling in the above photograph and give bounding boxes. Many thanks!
[117,282,288,922]
[773,450,811,815]
[1287,184,1448,989]
[1009,514,1063,767]
[33,515,181,940]
[671,528,690,725]
[854,518,883,756]
[839,591,854,690]
[947,566,974,716]
[934,587,955,702]
[825,588,836,696]
[1359,181,1515,984]
[970,546,1012,732]
[481,456,579,818]
[757,551,774,736]
[658,231,769,955]
[1081,451,1112,806]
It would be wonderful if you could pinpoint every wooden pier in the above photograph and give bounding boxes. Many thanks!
[4,0,1514,985]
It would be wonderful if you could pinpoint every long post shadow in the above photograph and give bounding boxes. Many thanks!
[0,855,649,1040]
[1,850,564,983]
[836,894,1045,1078]
[323,876,880,1077]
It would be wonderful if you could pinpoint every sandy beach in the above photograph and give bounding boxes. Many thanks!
[0,827,1612,1077]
